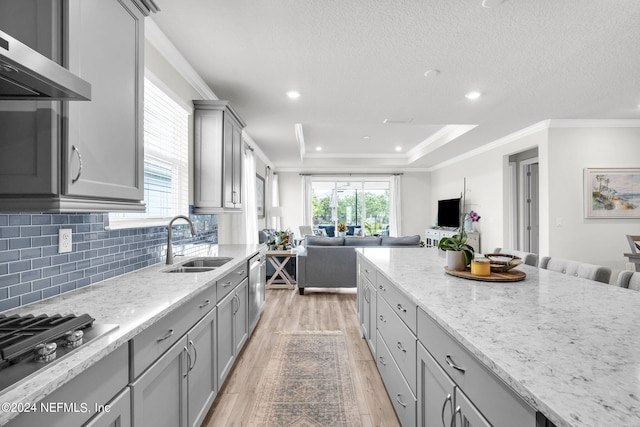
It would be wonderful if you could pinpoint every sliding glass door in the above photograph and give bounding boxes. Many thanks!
[310,178,391,236]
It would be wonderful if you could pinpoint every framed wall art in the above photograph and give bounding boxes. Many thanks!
[584,168,640,218]
[256,174,265,218]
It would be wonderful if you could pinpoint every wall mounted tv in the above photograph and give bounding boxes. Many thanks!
[437,198,461,228]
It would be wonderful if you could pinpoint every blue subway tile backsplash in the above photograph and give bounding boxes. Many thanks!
[0,211,218,312]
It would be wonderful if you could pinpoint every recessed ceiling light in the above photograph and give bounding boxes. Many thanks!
[286,90,301,99]
[315,146,322,151]
[395,146,402,152]
[465,91,482,100]
[363,136,370,139]
[424,69,440,78]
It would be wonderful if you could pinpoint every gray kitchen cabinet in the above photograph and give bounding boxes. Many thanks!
[0,0,146,211]
[417,307,536,427]
[418,341,491,427]
[193,100,245,213]
[358,257,377,355]
[7,344,129,427]
[83,387,131,427]
[131,335,189,427]
[217,278,249,386]
[417,341,456,427]
[187,307,217,427]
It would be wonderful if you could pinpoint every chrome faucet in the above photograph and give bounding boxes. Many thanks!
[166,215,197,264]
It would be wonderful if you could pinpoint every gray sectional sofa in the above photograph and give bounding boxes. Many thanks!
[296,235,421,295]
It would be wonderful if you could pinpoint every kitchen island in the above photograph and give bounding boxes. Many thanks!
[0,244,263,426]
[358,247,640,427]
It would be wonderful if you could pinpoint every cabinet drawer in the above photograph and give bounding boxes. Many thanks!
[217,262,248,302]
[376,330,416,427]
[376,274,416,333]
[359,257,377,285]
[8,345,128,427]
[377,295,416,394]
[130,285,216,379]
[417,308,535,427]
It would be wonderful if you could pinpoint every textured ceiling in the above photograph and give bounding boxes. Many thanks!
[152,0,640,171]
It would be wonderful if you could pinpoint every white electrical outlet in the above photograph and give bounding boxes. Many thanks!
[59,229,72,253]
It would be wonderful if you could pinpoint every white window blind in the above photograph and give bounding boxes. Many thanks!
[109,78,189,226]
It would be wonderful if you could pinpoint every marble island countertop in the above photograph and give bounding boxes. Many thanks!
[359,247,640,427]
[0,244,263,426]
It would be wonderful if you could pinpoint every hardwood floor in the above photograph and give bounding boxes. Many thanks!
[202,287,401,426]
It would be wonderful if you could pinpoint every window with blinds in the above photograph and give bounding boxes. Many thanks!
[110,78,189,225]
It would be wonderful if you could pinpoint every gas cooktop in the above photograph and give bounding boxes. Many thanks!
[0,313,118,393]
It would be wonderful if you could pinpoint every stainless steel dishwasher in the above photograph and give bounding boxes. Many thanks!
[248,252,266,333]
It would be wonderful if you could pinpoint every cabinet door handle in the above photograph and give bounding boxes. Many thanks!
[397,342,407,353]
[238,270,246,275]
[157,328,174,342]
[222,281,233,287]
[395,394,407,408]
[188,340,197,371]
[396,303,407,313]
[183,346,190,378]
[378,285,386,291]
[445,354,466,373]
[441,393,453,427]
[378,355,387,366]
[71,145,83,183]
[450,406,462,427]
[379,314,386,323]
[199,299,211,309]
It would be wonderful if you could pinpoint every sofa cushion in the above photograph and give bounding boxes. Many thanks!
[344,236,381,246]
[305,236,345,246]
[381,235,421,246]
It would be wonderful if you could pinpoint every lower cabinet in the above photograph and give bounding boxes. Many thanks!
[417,342,490,427]
[131,307,217,427]
[359,274,376,355]
[83,388,131,427]
[217,278,249,386]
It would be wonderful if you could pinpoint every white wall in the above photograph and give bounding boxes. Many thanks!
[545,125,640,269]
[276,172,432,239]
[431,122,640,270]
[430,129,545,253]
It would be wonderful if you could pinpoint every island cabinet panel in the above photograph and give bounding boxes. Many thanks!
[358,257,377,355]
[417,307,536,427]
[376,330,416,427]
[417,342,456,427]
[377,273,416,333]
[6,344,129,427]
[377,294,416,394]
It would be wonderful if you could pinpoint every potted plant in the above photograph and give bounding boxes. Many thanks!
[438,230,475,271]
[337,222,348,237]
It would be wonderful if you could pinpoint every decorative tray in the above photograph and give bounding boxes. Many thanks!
[444,267,526,282]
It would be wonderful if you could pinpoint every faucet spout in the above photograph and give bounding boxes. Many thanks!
[166,215,197,264]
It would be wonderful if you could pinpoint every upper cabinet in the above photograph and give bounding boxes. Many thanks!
[0,0,148,212]
[193,100,245,213]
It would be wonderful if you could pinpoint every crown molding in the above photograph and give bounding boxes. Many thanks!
[145,19,217,100]
[547,119,640,128]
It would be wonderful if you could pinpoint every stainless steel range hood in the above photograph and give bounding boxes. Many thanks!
[0,29,91,101]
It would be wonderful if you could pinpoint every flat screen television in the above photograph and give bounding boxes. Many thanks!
[437,198,461,228]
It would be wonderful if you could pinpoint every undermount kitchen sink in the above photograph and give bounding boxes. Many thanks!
[165,257,234,273]
[166,267,216,273]
[180,257,233,268]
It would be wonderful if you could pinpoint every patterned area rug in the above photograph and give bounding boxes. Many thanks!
[248,331,361,426]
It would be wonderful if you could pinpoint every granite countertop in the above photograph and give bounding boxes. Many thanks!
[359,247,640,427]
[0,244,263,426]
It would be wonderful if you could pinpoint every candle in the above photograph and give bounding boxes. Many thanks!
[471,258,491,276]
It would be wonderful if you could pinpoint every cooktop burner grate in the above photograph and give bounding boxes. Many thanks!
[0,313,94,367]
